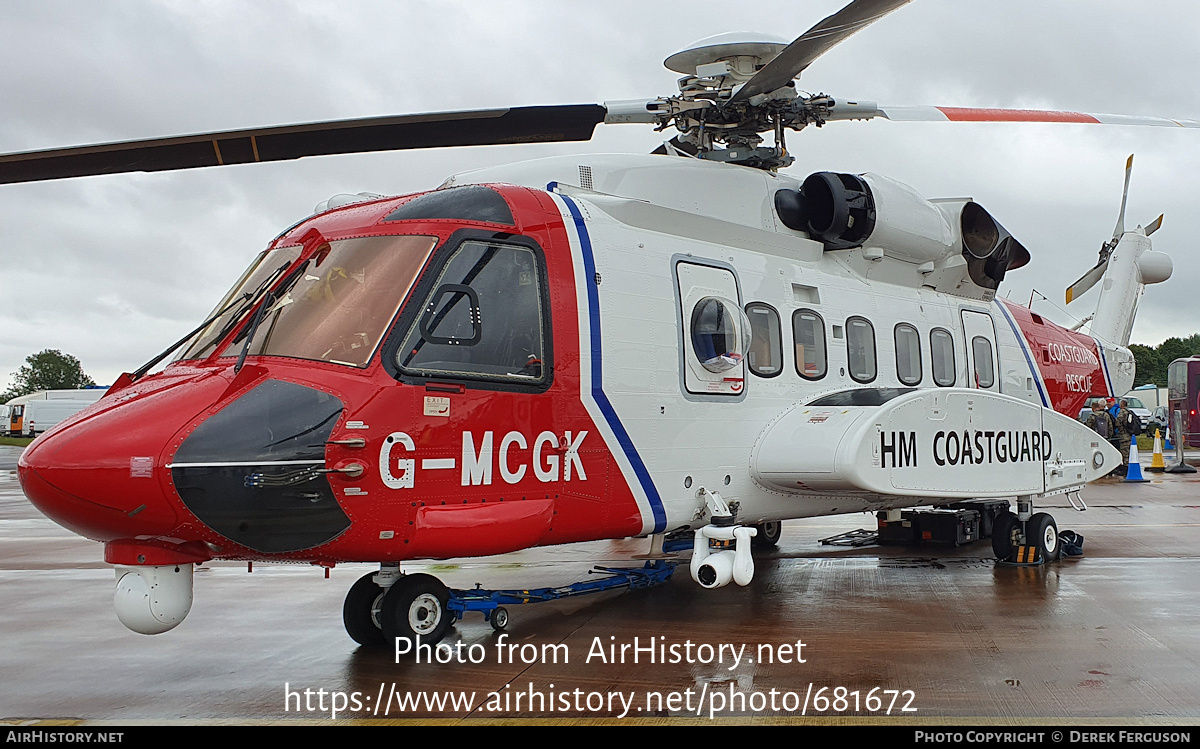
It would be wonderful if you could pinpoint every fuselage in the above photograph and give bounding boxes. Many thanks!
[17,154,1133,568]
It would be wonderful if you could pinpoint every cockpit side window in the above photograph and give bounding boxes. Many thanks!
[395,240,549,385]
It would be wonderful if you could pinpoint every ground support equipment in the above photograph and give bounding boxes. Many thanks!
[818,529,879,547]
[445,561,676,631]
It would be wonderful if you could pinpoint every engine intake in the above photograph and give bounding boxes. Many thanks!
[775,172,1030,291]
[776,172,876,250]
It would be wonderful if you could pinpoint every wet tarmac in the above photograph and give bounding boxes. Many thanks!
[1,444,1199,725]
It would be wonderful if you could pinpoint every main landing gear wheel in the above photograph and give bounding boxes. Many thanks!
[1029,512,1059,562]
[991,511,1018,562]
[752,521,782,550]
[380,573,452,647]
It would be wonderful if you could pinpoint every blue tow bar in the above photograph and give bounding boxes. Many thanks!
[446,561,676,629]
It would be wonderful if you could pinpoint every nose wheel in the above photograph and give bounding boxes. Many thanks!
[752,521,782,550]
[342,572,387,647]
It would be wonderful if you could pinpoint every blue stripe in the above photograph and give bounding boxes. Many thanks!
[996,301,1049,407]
[1092,336,1116,396]
[558,194,667,532]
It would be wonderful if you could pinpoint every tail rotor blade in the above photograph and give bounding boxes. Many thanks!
[1065,259,1108,305]
[1112,154,1133,239]
[1145,213,1164,236]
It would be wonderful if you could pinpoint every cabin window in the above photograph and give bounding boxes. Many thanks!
[745,303,782,378]
[792,309,827,380]
[846,316,876,383]
[397,241,548,383]
[894,323,922,386]
[690,297,749,373]
[972,336,995,388]
[931,328,956,387]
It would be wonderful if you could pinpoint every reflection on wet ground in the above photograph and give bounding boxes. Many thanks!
[1,445,1199,723]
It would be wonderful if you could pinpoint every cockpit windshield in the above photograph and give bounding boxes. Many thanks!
[221,234,437,368]
[178,246,303,362]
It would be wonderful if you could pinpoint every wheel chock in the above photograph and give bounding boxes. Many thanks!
[996,545,1043,567]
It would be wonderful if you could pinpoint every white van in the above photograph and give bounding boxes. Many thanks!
[7,389,107,436]
[21,399,99,437]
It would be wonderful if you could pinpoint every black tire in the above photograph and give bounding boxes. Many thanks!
[1029,512,1059,562]
[343,572,386,647]
[381,573,452,648]
[752,521,782,550]
[991,512,1018,561]
[490,606,509,631]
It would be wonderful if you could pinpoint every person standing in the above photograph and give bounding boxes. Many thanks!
[1114,398,1137,473]
[1086,401,1120,475]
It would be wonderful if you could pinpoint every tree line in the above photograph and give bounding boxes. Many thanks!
[1129,335,1200,387]
[1,349,96,403]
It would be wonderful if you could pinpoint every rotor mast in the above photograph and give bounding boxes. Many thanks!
[603,0,912,170]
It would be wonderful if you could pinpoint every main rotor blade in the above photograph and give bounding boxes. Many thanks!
[865,105,1200,128]
[0,105,608,184]
[730,0,912,103]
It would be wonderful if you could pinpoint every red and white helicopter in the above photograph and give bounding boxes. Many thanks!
[3,0,1186,647]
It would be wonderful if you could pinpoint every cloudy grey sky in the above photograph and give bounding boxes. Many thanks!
[1,0,1197,389]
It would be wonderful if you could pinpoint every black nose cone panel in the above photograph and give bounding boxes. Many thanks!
[171,380,350,554]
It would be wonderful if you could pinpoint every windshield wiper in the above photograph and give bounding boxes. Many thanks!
[201,262,293,355]
[126,260,293,383]
[235,259,311,373]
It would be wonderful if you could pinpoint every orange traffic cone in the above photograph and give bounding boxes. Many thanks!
[1147,429,1166,472]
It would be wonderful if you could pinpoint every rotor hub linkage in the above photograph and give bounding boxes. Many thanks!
[654,93,838,169]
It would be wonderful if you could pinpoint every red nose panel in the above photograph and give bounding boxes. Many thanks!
[18,370,229,541]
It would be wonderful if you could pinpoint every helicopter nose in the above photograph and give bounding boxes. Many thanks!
[17,374,229,541]
[19,419,181,542]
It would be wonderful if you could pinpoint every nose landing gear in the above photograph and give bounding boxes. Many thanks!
[380,573,453,645]
[342,562,675,650]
